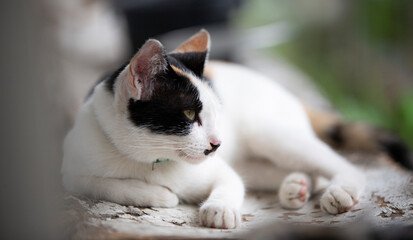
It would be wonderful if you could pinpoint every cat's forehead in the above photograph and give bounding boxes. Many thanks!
[150,65,201,108]
[166,57,216,104]
[167,53,213,89]
[167,53,207,79]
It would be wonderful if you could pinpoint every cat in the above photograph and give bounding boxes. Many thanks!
[62,29,367,229]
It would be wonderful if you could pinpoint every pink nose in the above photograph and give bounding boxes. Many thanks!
[210,139,221,146]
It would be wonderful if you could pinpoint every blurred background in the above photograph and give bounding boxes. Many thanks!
[235,0,413,148]
[1,0,412,238]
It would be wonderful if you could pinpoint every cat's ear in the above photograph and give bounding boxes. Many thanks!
[170,29,210,77]
[127,39,167,101]
[173,29,210,54]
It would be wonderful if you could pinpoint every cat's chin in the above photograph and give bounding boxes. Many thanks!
[176,150,208,164]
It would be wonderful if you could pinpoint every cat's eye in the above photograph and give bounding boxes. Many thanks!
[183,110,196,121]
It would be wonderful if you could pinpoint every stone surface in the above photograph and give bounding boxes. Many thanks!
[64,152,413,239]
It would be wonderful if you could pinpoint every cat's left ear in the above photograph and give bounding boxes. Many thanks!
[170,29,210,77]
[127,39,167,101]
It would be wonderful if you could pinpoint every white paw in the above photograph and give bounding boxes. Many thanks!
[149,187,179,207]
[320,185,359,214]
[199,203,241,229]
[279,172,311,209]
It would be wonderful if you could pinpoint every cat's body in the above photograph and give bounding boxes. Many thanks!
[62,30,365,229]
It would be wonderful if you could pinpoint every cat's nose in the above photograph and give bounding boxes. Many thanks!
[210,139,221,146]
[204,142,221,156]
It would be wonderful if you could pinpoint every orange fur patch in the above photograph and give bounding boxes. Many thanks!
[170,65,195,85]
[303,103,379,151]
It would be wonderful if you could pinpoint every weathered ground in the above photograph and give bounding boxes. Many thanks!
[63,152,413,239]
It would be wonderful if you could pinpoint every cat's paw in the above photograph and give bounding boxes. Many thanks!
[279,172,311,209]
[148,187,179,207]
[199,203,241,229]
[320,185,359,214]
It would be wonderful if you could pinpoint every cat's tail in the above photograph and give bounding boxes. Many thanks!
[304,106,413,170]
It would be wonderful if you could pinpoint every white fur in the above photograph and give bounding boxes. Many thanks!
[62,59,365,230]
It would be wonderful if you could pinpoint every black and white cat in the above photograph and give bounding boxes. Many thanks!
[62,30,365,229]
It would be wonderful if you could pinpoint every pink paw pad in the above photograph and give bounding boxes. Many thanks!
[338,207,346,214]
[298,187,307,202]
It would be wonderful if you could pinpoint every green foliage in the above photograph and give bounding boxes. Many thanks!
[355,0,412,47]
[395,93,413,147]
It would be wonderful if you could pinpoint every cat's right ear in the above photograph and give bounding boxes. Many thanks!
[125,39,167,101]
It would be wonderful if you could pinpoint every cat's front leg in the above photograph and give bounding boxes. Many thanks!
[199,159,245,229]
[63,175,179,207]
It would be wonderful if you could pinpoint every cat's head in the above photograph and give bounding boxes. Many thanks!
[106,30,222,164]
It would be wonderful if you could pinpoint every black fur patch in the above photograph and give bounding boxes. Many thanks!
[168,52,207,79]
[326,124,344,147]
[378,134,413,170]
[105,62,129,94]
[127,64,203,136]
